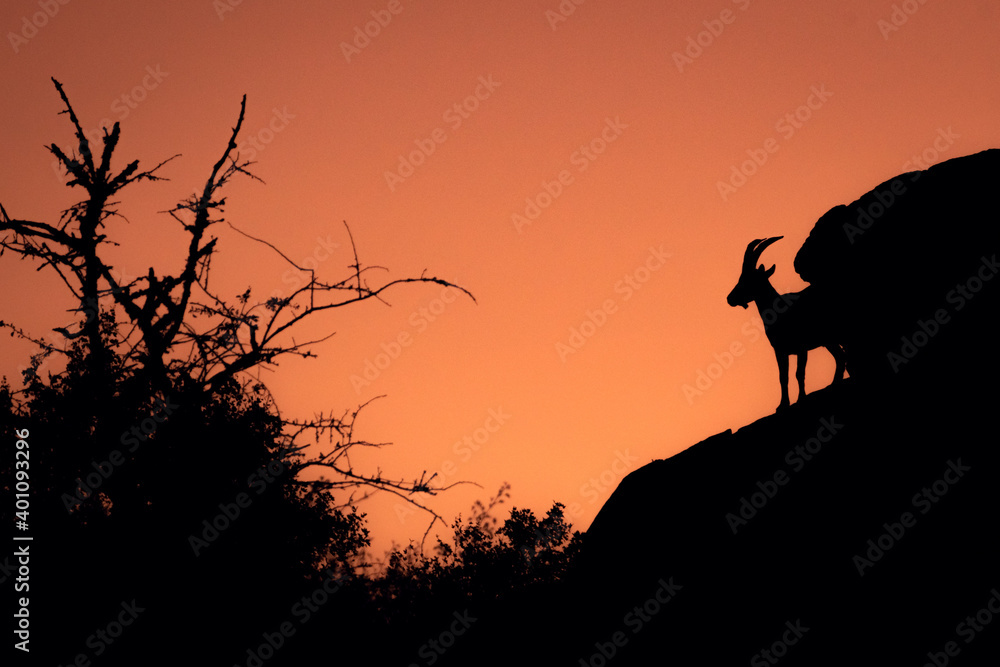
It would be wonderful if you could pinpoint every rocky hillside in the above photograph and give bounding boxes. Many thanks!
[793,148,999,379]
[457,150,1000,665]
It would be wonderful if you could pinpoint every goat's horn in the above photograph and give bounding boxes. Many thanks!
[744,236,783,269]
[743,239,764,269]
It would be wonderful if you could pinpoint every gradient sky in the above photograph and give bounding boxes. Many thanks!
[2,0,998,557]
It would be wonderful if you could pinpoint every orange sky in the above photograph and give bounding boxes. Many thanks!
[2,0,999,557]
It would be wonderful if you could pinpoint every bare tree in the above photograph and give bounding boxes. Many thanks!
[1,78,476,541]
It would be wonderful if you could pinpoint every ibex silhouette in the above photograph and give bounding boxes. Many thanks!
[727,237,846,411]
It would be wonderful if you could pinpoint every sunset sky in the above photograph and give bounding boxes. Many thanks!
[2,0,998,556]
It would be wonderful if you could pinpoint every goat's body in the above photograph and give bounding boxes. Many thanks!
[760,288,831,351]
[729,238,846,411]
[755,287,846,409]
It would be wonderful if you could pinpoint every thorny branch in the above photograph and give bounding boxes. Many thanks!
[0,79,478,547]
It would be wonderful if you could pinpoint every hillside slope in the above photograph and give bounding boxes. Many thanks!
[456,150,999,666]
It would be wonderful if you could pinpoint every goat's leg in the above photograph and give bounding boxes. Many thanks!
[827,344,846,382]
[776,352,790,410]
[795,351,807,402]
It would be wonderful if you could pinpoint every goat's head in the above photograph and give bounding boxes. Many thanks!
[727,236,783,309]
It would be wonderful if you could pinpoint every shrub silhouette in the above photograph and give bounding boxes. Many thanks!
[1,79,586,665]
[358,485,584,665]
[0,79,476,664]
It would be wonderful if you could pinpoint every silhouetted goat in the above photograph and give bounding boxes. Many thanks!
[727,237,846,411]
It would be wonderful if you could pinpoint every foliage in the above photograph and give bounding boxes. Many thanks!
[368,484,584,630]
[0,79,584,665]
[0,78,474,543]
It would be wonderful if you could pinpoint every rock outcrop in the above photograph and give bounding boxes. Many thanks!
[460,150,1000,666]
